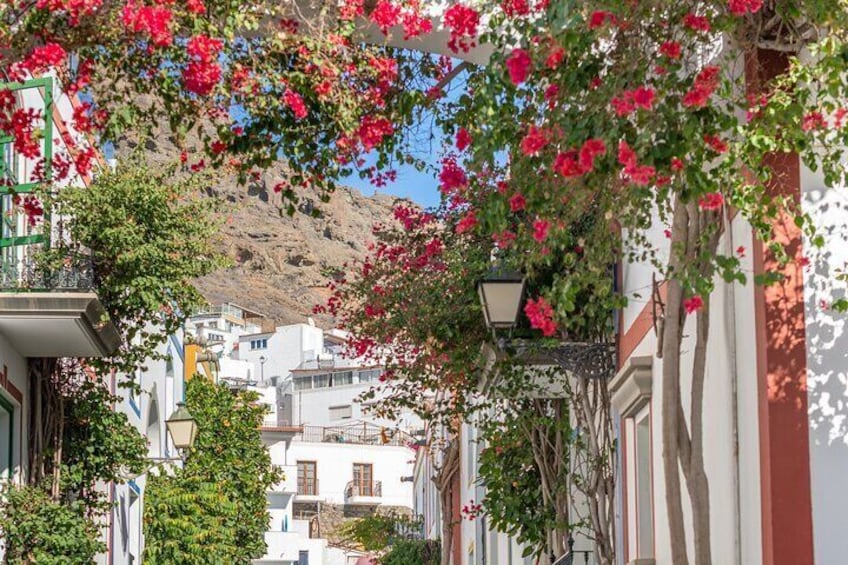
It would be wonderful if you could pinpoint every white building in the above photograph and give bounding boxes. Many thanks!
[105,331,186,565]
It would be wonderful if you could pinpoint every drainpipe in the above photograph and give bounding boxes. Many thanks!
[724,209,743,565]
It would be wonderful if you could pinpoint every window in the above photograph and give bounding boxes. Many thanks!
[358,369,383,383]
[298,550,309,565]
[353,463,373,496]
[297,461,317,495]
[0,394,13,480]
[313,373,330,388]
[294,375,313,391]
[332,371,353,386]
[329,405,352,420]
[634,410,654,558]
[250,338,268,350]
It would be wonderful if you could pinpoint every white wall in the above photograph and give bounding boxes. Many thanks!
[618,207,762,565]
[800,165,848,565]
[286,441,415,509]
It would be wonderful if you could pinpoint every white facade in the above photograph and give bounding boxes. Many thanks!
[106,331,186,565]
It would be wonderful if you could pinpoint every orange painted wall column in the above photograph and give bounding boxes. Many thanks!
[747,48,814,565]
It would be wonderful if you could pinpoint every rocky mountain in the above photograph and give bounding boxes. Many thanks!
[194,177,397,327]
[120,133,399,327]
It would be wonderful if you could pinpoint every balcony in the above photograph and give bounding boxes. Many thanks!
[267,465,298,495]
[344,480,382,505]
[0,254,119,357]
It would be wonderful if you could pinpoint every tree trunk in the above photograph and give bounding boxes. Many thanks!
[435,437,460,565]
[661,198,691,565]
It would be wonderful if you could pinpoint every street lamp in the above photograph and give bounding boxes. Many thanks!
[476,269,526,330]
[165,402,198,452]
[259,355,267,384]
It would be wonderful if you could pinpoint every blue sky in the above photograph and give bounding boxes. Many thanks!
[342,154,442,209]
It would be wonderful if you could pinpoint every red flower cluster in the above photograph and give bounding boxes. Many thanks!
[509,193,526,212]
[553,138,606,178]
[698,192,724,211]
[506,48,532,85]
[15,195,44,227]
[1,108,42,159]
[532,219,550,242]
[187,0,206,14]
[703,134,728,153]
[21,43,67,74]
[618,140,655,186]
[588,10,617,29]
[283,89,308,120]
[501,0,530,17]
[525,297,557,336]
[728,0,763,15]
[520,125,549,156]
[122,2,174,47]
[659,41,682,59]
[370,1,401,33]
[683,65,720,109]
[455,209,477,234]
[357,115,394,151]
[455,127,472,151]
[546,46,565,69]
[684,295,704,314]
[683,13,711,32]
[401,11,432,39]
[36,0,102,26]
[183,35,223,96]
[802,111,827,132]
[438,157,468,195]
[444,4,480,53]
[611,86,656,116]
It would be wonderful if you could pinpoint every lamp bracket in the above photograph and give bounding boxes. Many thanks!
[504,340,617,380]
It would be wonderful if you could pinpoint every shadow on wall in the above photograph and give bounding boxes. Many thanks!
[803,189,848,448]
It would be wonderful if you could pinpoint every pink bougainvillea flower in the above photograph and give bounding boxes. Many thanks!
[21,43,67,73]
[802,111,827,132]
[728,0,763,15]
[501,0,530,17]
[438,157,468,195]
[370,0,401,33]
[618,139,637,167]
[683,65,720,108]
[493,229,517,248]
[401,11,432,39]
[703,134,728,153]
[736,246,746,257]
[588,10,617,29]
[122,4,174,47]
[357,115,394,151]
[524,297,557,336]
[671,156,685,171]
[444,4,480,53]
[546,46,565,69]
[520,125,549,156]
[553,151,584,177]
[683,13,711,32]
[506,48,532,85]
[684,295,704,314]
[664,229,672,238]
[283,90,308,119]
[611,95,635,117]
[578,138,607,171]
[659,40,682,59]
[455,127,472,151]
[532,219,550,242]
[187,0,206,15]
[509,193,526,212]
[833,107,848,128]
[455,209,478,233]
[630,86,656,110]
[698,192,724,211]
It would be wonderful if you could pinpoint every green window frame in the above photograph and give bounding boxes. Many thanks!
[0,76,53,250]
[0,393,14,480]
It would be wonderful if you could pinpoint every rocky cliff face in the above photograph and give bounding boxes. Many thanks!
[120,129,399,327]
[194,177,397,327]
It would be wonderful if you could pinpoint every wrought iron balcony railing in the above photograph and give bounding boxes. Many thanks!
[0,253,94,292]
